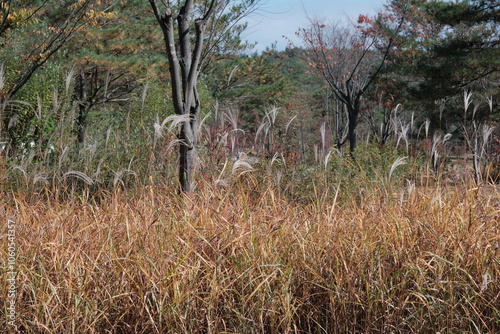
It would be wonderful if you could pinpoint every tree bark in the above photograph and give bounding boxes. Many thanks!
[149,0,211,192]
[347,106,359,155]
[76,72,88,144]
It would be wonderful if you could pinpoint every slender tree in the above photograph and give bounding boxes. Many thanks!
[149,0,258,192]
[299,9,406,153]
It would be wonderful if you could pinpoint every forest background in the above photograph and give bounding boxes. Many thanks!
[0,0,498,190]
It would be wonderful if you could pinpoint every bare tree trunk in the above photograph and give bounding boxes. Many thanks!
[178,117,198,192]
[178,132,193,192]
[75,72,88,144]
[348,113,358,154]
[150,0,211,192]
[347,99,360,155]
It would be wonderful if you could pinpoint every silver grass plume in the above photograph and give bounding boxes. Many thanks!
[63,171,94,185]
[113,168,137,188]
[232,156,255,176]
[65,67,75,94]
[33,172,50,186]
[389,156,407,179]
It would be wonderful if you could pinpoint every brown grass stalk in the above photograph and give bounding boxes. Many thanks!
[1,179,499,333]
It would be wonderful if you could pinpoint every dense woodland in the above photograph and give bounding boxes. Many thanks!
[0,0,499,333]
[0,0,498,191]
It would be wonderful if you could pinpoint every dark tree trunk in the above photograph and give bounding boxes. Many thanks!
[178,141,189,193]
[178,119,198,193]
[347,100,360,155]
[348,122,357,154]
[179,145,196,192]
[75,72,88,144]
[150,0,210,193]
[76,106,87,144]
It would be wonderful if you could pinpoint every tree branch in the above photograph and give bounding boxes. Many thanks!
[178,0,193,92]
[361,2,409,93]
[185,19,205,114]
[162,6,184,115]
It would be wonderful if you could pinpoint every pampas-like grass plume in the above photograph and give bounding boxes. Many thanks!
[389,156,407,179]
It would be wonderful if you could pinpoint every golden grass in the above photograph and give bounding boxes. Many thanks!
[1,176,499,333]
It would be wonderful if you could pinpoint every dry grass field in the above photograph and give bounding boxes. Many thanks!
[1,172,499,333]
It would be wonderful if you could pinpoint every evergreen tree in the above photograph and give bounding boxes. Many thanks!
[377,0,499,104]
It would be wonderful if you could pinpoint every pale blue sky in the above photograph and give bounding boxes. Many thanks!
[244,0,387,52]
